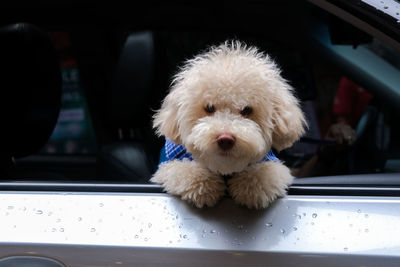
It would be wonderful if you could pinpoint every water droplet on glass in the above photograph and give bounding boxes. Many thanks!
[144,237,148,241]
[238,225,244,230]
[384,6,388,9]
[344,247,349,251]
[35,210,43,215]
[357,209,362,213]
[328,213,332,217]
[183,234,187,239]
[59,228,65,232]
[303,213,306,217]
[396,12,399,15]
[99,203,104,207]
[311,222,315,225]
[203,229,207,233]
[148,223,152,228]
[293,227,298,231]
[56,219,61,223]
[364,214,369,218]
[210,230,216,234]
[77,217,82,222]
[202,234,206,238]
[312,213,317,218]
[135,235,139,239]
[140,229,143,233]
[265,222,273,227]
[280,229,286,234]
[90,228,96,232]
[364,228,369,233]
[51,228,57,232]
[251,236,256,240]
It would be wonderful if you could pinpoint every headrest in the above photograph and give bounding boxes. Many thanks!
[107,31,155,128]
[0,23,61,159]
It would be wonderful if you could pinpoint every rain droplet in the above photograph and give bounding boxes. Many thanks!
[183,234,187,239]
[148,223,152,228]
[344,247,349,251]
[59,228,64,232]
[135,235,139,239]
[265,222,273,227]
[357,209,362,213]
[280,229,286,234]
[364,228,369,233]
[303,213,306,217]
[77,217,82,221]
[140,229,143,233]
[203,229,207,233]
[238,225,244,230]
[384,6,388,9]
[99,203,104,207]
[364,214,369,218]
[51,228,57,232]
[293,227,298,231]
[90,228,96,232]
[35,210,43,215]
[312,213,317,218]
[201,234,206,238]
[144,237,148,241]
[396,12,399,15]
[210,230,216,234]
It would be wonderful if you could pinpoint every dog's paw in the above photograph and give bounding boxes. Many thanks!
[151,160,226,208]
[228,161,293,209]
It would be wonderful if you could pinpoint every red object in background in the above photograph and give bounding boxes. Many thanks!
[332,77,373,127]
[48,32,77,68]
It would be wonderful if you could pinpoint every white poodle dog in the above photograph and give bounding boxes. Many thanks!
[151,41,306,209]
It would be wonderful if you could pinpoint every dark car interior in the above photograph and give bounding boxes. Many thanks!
[2,1,400,190]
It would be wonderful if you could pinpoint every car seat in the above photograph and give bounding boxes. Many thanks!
[0,23,62,178]
[97,31,164,183]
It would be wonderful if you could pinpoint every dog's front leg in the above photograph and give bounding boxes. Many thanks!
[227,161,294,209]
[151,159,226,208]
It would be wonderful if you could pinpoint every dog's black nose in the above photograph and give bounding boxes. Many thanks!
[217,133,235,151]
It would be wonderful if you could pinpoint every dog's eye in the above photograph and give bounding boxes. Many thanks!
[240,106,253,116]
[204,104,215,114]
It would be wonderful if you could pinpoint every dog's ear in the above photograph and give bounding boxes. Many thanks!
[271,82,307,151]
[153,90,181,144]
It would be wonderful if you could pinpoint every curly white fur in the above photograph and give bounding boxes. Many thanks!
[151,41,306,209]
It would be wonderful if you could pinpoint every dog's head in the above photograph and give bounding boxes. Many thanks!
[154,42,306,175]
